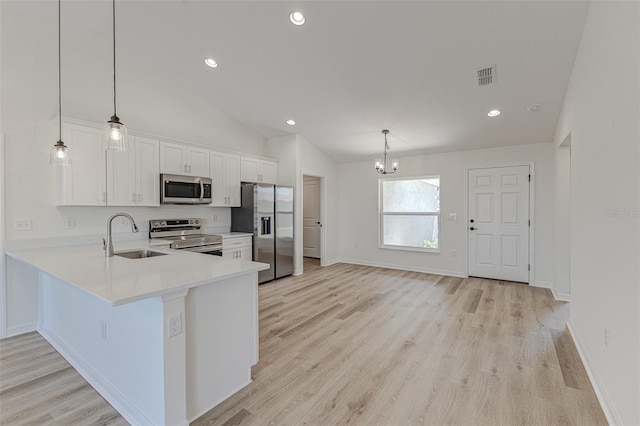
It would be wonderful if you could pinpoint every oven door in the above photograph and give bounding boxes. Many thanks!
[161,174,212,204]
[181,245,223,256]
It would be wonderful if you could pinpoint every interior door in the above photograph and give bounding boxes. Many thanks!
[303,176,321,258]
[468,166,530,283]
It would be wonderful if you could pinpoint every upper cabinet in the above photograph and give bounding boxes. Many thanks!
[241,157,278,184]
[57,120,277,207]
[107,136,160,206]
[211,151,241,207]
[57,123,107,206]
[160,142,209,176]
[58,122,159,206]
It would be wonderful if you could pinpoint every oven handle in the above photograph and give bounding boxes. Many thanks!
[179,245,223,253]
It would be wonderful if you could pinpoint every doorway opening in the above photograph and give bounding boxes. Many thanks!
[302,175,323,266]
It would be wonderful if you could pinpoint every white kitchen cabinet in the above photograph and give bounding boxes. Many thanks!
[222,236,252,260]
[210,151,241,207]
[160,141,210,176]
[107,136,160,206]
[240,157,278,184]
[57,123,107,206]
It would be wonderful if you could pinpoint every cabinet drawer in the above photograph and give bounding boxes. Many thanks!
[222,237,252,249]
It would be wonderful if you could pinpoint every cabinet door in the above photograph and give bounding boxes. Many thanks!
[106,147,135,206]
[260,160,278,184]
[135,137,160,206]
[225,154,241,206]
[241,157,259,182]
[210,151,226,206]
[59,124,106,206]
[188,146,210,176]
[160,141,187,174]
[239,246,253,261]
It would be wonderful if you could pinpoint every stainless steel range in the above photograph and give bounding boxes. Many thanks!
[149,218,222,256]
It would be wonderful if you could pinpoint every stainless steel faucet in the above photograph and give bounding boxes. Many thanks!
[103,213,139,257]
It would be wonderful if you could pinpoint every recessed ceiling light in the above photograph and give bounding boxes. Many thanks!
[289,11,305,26]
[487,109,501,117]
[286,119,296,126]
[527,104,540,112]
[204,58,218,68]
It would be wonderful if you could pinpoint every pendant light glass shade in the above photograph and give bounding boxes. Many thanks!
[51,0,70,166]
[103,115,128,151]
[50,140,70,166]
[104,0,128,152]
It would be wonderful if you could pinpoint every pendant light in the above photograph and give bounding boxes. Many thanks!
[103,0,128,151]
[50,0,69,166]
[374,130,398,175]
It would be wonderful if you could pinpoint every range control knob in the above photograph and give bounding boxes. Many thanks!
[189,219,194,224]
[194,219,200,225]
[152,221,158,227]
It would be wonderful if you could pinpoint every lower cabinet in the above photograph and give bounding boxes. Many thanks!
[222,236,252,260]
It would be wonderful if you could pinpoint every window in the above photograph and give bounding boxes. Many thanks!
[379,177,440,251]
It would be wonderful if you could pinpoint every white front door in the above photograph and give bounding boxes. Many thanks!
[468,166,530,283]
[303,176,321,258]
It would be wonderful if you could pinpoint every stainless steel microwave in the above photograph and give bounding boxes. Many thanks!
[160,174,212,204]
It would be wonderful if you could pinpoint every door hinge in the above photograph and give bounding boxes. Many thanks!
[528,219,530,226]
[528,264,530,271]
[528,174,531,182]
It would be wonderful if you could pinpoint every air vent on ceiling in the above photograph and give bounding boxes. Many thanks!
[477,65,497,86]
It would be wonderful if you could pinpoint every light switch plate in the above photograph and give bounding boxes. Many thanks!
[447,213,457,220]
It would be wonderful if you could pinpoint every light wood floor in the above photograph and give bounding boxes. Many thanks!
[0,259,606,425]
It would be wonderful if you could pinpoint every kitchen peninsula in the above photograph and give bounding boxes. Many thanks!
[6,243,269,425]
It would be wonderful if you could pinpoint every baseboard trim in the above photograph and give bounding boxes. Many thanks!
[188,372,251,423]
[39,327,157,426]
[339,258,466,278]
[532,281,571,302]
[6,321,37,338]
[566,320,621,425]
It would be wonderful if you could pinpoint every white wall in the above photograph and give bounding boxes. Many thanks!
[553,135,572,300]
[298,136,340,267]
[268,135,340,274]
[552,2,640,424]
[339,143,554,284]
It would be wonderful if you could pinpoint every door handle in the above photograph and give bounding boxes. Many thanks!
[470,227,477,231]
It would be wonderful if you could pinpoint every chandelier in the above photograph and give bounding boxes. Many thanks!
[374,130,398,175]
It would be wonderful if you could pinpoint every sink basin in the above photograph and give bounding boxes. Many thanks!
[115,249,168,259]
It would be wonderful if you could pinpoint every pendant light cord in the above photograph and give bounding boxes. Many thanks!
[112,0,117,117]
[58,0,62,140]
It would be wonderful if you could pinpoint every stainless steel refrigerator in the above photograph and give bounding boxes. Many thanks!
[231,183,294,283]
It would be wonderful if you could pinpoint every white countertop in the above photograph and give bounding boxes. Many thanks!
[6,241,269,307]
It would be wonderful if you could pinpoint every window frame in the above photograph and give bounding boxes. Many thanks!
[378,175,441,253]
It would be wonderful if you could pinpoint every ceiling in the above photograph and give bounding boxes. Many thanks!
[1,1,590,163]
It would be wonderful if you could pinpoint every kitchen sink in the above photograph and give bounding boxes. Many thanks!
[115,249,168,259]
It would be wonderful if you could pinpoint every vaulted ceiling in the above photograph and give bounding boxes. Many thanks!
[1,1,590,162]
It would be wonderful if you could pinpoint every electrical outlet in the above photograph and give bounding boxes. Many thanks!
[15,219,32,231]
[64,218,75,229]
[168,315,182,337]
[212,215,218,223]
